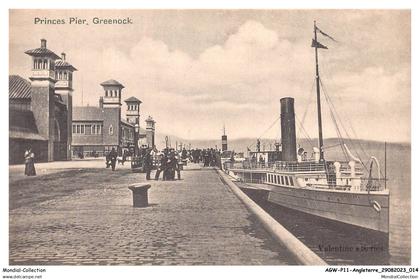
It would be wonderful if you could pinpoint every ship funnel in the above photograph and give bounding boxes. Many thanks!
[280,97,297,161]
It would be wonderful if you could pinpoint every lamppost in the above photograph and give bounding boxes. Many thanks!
[134,123,139,157]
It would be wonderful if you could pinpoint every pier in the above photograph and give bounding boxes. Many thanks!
[8,159,320,265]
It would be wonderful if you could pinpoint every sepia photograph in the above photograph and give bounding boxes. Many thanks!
[4,6,414,276]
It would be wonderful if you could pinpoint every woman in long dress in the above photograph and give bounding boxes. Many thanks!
[24,147,36,176]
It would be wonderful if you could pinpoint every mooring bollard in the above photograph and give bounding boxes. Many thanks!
[128,183,151,207]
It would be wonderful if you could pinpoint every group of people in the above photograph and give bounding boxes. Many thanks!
[154,148,181,181]
[22,145,222,178]
[202,148,221,167]
[103,146,183,181]
[188,148,222,167]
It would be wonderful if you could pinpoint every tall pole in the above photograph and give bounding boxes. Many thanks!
[134,124,139,157]
[384,141,387,189]
[314,21,324,161]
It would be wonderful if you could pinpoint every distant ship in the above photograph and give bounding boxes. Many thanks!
[225,22,389,234]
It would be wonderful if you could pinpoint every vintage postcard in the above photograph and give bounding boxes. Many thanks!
[4,7,413,278]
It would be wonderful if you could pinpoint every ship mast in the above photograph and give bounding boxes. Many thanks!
[314,21,324,161]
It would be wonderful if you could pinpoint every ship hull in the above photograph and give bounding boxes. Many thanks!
[266,184,389,233]
[229,168,389,233]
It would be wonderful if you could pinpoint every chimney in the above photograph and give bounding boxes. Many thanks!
[61,53,66,61]
[99,96,104,108]
[221,135,228,151]
[280,97,297,161]
[41,39,47,49]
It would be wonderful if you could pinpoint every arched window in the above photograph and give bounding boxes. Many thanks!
[43,59,47,69]
[109,125,114,135]
[64,72,68,80]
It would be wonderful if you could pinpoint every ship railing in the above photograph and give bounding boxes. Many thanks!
[224,160,364,173]
[225,161,326,172]
[274,161,325,172]
[224,161,269,170]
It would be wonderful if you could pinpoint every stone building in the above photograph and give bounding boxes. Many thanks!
[9,39,76,164]
[71,80,155,157]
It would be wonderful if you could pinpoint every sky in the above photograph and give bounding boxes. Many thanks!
[9,9,411,142]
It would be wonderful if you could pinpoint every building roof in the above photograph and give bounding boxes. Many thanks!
[55,53,77,71]
[121,119,135,127]
[124,96,142,103]
[9,109,46,141]
[9,130,46,141]
[73,107,104,121]
[24,39,61,60]
[55,60,77,71]
[9,75,31,100]
[120,119,149,133]
[100,79,124,88]
[25,48,61,59]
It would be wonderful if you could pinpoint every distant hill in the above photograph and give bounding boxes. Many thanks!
[153,133,410,160]
[153,133,410,200]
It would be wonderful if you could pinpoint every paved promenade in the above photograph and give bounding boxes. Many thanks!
[9,160,296,265]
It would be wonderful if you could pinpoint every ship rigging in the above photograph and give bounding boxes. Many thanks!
[225,21,390,233]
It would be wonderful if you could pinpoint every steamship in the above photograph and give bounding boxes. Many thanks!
[226,22,389,233]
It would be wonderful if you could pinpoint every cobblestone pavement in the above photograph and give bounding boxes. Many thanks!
[9,164,297,265]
